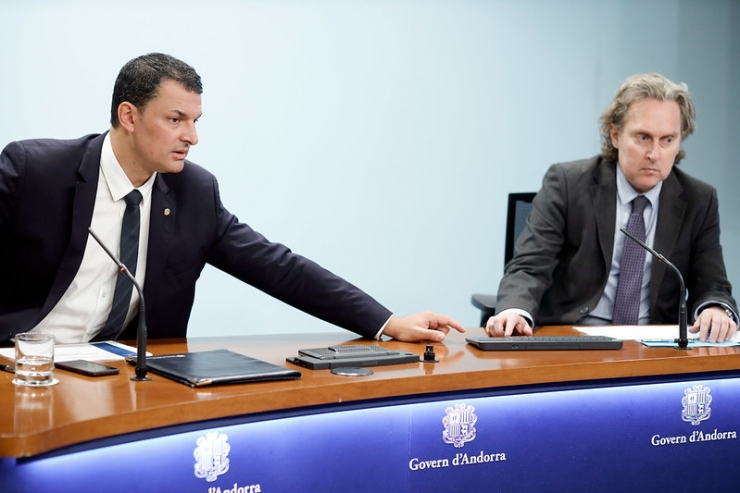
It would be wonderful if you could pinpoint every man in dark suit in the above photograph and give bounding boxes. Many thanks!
[0,53,464,345]
[487,73,737,342]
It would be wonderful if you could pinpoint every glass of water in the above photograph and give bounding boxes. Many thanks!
[13,333,56,386]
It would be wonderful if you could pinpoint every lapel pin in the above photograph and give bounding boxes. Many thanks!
[164,208,171,216]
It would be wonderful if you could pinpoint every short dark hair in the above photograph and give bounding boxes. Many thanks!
[599,73,696,165]
[110,53,203,127]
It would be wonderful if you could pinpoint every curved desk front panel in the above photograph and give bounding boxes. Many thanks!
[1,328,739,492]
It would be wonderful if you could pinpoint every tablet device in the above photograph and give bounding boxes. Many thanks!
[288,345,420,370]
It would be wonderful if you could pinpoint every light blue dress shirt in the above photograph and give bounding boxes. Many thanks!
[579,164,661,324]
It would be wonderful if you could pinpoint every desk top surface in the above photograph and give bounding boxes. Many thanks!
[2,326,739,458]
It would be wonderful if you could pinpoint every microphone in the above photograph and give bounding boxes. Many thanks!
[620,228,689,349]
[88,228,152,380]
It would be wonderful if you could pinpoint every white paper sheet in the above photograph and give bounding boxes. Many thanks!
[0,341,148,363]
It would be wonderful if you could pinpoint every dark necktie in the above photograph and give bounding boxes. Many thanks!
[612,195,649,325]
[94,189,143,341]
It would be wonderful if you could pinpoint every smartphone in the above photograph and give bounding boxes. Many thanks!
[55,360,120,377]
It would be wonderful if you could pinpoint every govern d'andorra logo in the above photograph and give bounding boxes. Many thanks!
[194,431,263,493]
[682,384,712,426]
[194,432,231,482]
[408,403,507,472]
[651,384,738,447]
[443,403,478,448]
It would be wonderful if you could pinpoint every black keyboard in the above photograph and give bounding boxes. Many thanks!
[466,336,623,351]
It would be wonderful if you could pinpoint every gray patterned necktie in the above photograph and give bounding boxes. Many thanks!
[612,195,649,325]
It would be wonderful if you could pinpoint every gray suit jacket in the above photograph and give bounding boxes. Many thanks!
[495,155,737,325]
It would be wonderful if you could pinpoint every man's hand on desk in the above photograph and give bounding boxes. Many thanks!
[485,312,533,337]
[690,306,737,343]
[383,312,465,342]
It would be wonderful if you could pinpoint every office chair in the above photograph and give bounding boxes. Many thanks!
[471,192,536,327]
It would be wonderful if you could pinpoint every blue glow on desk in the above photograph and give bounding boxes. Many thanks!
[3,374,739,492]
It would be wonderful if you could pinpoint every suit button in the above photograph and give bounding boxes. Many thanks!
[579,307,589,314]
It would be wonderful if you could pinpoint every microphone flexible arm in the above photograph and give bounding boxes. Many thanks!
[620,228,689,349]
[88,228,151,380]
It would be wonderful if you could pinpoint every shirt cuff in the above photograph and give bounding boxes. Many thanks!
[695,301,738,323]
[374,315,394,340]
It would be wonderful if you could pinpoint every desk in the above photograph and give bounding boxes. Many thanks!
[2,327,739,492]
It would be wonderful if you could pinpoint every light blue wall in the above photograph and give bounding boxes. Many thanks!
[1,0,737,336]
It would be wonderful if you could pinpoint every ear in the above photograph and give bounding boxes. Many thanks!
[117,102,138,133]
[609,123,619,149]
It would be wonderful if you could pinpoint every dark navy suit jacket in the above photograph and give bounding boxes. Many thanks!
[0,133,391,343]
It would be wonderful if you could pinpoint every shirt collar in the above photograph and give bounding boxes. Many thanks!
[100,132,157,201]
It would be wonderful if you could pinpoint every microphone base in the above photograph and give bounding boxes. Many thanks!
[673,338,692,351]
[130,375,152,382]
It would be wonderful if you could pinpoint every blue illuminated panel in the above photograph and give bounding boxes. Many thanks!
[3,375,739,492]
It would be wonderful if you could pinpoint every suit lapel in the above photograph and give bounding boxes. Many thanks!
[650,171,686,305]
[591,159,618,273]
[40,134,105,316]
[143,174,174,301]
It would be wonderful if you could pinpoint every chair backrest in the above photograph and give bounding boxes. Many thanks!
[504,192,536,266]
